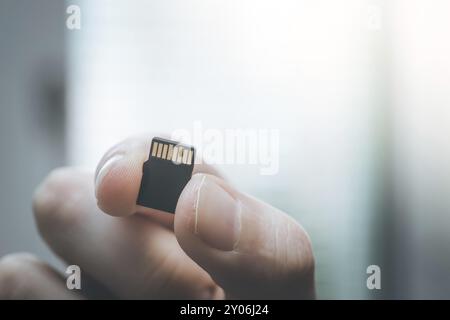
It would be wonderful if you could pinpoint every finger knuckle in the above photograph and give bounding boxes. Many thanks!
[33,167,84,234]
[0,253,39,299]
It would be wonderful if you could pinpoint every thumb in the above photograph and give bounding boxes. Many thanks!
[174,173,315,299]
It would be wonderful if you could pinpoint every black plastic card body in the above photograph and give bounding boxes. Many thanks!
[136,137,195,214]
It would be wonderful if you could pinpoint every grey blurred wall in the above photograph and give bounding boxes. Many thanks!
[0,0,66,267]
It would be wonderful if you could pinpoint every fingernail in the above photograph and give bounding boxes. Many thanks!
[94,154,123,198]
[194,175,241,251]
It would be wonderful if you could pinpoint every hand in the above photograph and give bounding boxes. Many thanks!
[0,135,315,299]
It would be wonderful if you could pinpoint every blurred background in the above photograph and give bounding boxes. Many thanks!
[1,0,449,299]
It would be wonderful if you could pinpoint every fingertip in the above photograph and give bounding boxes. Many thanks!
[174,173,241,252]
[95,153,144,217]
[174,173,205,237]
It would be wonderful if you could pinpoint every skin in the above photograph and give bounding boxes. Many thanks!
[0,135,315,299]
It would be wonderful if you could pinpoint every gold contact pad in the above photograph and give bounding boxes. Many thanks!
[162,144,168,159]
[151,142,193,164]
[151,142,158,157]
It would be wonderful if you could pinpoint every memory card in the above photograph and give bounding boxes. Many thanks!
[136,137,195,213]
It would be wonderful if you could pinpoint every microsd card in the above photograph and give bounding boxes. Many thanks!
[136,137,195,213]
